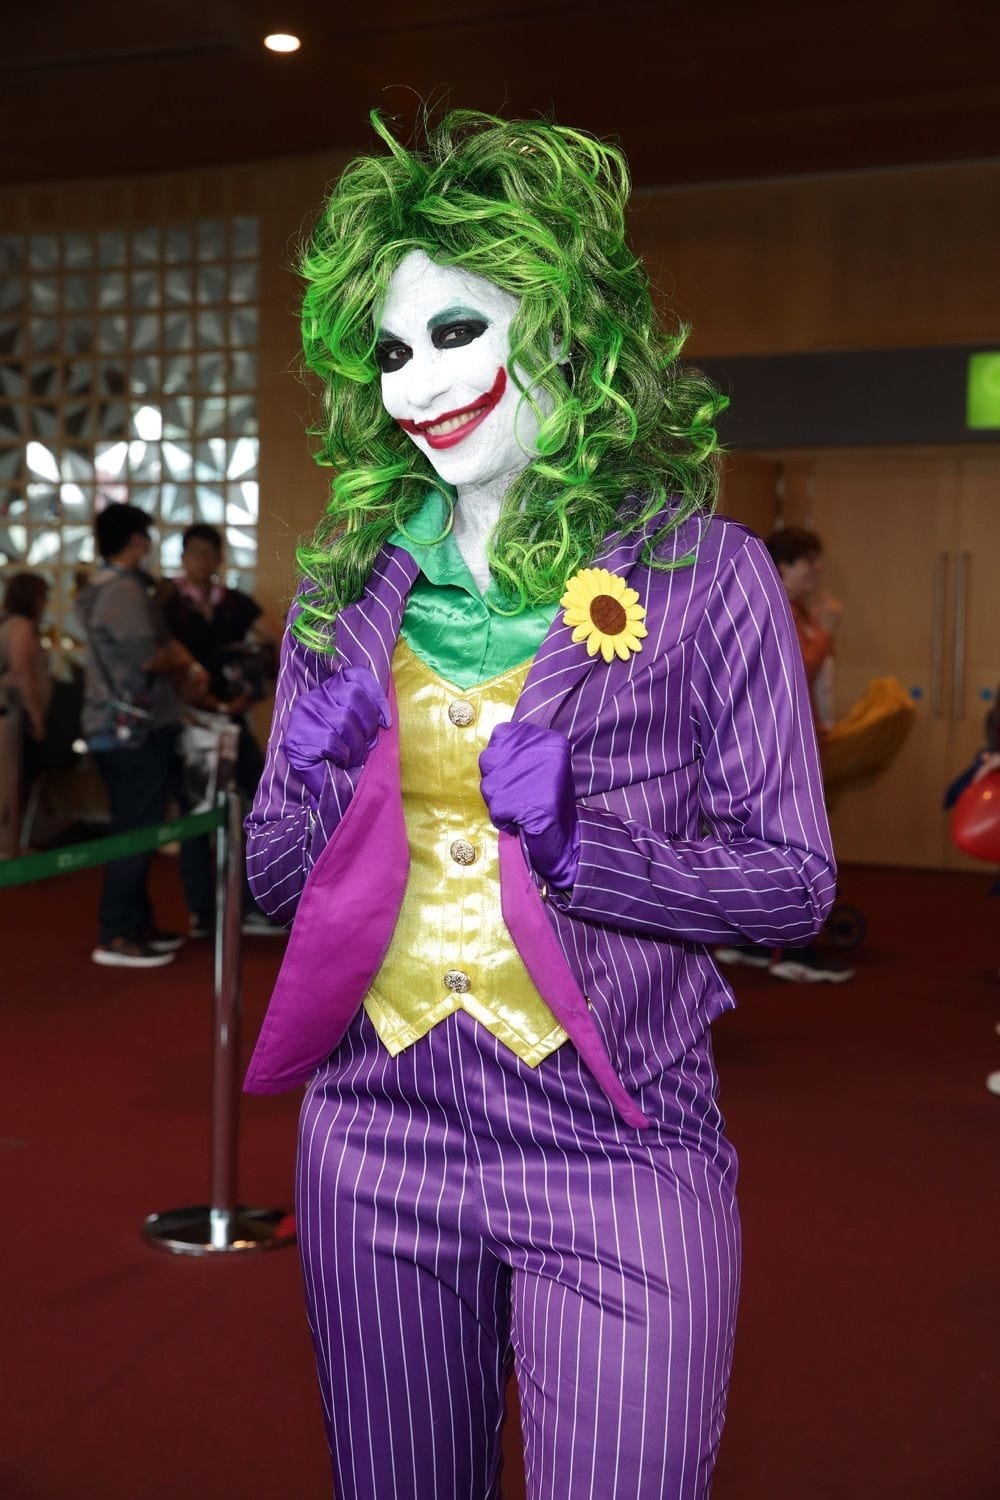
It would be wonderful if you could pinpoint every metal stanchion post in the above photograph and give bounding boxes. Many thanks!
[143,789,294,1256]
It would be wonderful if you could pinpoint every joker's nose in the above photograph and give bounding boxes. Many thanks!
[399,351,453,415]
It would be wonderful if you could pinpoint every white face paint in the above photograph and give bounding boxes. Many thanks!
[376,249,550,493]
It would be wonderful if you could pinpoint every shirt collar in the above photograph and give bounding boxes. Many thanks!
[389,490,486,602]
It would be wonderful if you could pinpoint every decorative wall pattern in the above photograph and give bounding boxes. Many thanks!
[0,216,259,635]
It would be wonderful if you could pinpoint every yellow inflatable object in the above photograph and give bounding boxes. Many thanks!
[820,677,915,793]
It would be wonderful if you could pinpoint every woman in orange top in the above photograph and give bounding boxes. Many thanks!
[765,527,841,732]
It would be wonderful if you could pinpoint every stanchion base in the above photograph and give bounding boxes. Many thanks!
[142,1205,296,1257]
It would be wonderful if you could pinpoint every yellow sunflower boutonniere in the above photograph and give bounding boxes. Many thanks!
[560,567,648,664]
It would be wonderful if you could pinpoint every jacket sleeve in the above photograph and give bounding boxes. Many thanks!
[561,535,837,946]
[244,612,356,925]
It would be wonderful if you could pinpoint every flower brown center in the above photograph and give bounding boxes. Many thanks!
[589,594,627,635]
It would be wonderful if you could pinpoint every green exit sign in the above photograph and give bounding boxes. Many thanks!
[967,352,1000,429]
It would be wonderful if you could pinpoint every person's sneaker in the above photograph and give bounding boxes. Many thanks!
[240,910,286,936]
[986,1071,1000,1096]
[189,914,214,939]
[91,937,176,969]
[769,950,855,984]
[714,944,774,969]
[143,927,184,953]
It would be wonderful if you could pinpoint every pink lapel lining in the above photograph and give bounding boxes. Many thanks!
[498,831,650,1129]
[243,687,409,1094]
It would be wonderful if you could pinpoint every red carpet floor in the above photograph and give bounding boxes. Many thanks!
[2,859,997,1499]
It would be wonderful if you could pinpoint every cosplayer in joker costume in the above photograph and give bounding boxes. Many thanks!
[244,112,835,1500]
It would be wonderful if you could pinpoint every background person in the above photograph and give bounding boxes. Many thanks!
[766,527,855,981]
[964,743,1000,1096]
[766,525,841,732]
[77,504,209,969]
[162,522,282,936]
[945,691,1000,1097]
[0,572,53,800]
[978,735,1000,1096]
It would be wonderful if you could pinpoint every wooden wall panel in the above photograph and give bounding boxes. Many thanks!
[716,454,780,538]
[254,153,347,616]
[630,162,1000,356]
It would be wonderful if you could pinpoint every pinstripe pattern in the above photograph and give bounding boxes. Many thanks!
[299,1006,739,1500]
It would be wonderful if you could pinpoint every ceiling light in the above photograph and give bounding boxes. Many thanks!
[264,33,301,53]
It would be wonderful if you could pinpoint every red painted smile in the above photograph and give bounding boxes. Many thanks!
[397,367,507,450]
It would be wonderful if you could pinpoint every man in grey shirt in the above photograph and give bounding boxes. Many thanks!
[77,504,208,967]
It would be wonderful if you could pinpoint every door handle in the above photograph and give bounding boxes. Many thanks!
[930,551,947,718]
[952,551,969,721]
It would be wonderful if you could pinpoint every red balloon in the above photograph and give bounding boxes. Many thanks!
[950,770,1000,863]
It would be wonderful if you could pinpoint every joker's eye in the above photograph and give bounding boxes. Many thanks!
[432,319,488,350]
[376,340,411,374]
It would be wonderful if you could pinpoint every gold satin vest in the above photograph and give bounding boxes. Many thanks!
[363,637,568,1065]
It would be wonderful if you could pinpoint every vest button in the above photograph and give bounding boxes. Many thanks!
[448,699,475,727]
[443,969,472,993]
[450,839,477,866]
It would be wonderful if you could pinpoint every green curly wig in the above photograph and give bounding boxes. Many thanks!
[294,108,727,652]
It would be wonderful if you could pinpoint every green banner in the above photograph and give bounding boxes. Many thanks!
[0,806,226,891]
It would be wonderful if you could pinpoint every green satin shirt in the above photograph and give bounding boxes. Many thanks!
[388,491,558,689]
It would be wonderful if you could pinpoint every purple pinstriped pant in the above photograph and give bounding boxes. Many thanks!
[297,1008,741,1500]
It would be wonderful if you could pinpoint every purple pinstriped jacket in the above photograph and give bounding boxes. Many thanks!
[243,510,836,1127]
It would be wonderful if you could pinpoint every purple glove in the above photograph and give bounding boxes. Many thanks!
[285,665,391,800]
[479,721,580,890]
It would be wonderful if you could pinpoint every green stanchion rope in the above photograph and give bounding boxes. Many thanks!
[0,806,227,890]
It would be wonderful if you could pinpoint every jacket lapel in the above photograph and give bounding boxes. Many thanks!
[334,545,420,685]
[515,507,710,730]
[514,525,655,730]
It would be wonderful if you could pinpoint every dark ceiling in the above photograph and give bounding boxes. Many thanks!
[6,0,1000,187]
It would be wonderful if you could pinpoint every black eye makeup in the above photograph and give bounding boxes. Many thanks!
[431,318,489,350]
[375,339,412,374]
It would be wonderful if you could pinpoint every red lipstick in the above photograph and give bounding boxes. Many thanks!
[397,367,507,450]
